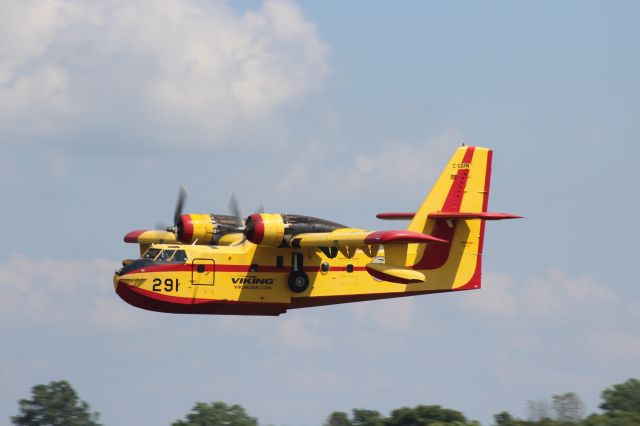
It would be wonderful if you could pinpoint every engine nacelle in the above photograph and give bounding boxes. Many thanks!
[177,214,214,244]
[245,213,346,246]
[245,213,286,246]
[177,214,242,244]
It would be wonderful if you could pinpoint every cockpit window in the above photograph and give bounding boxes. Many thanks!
[140,248,187,263]
[156,250,176,262]
[172,250,187,262]
[141,248,161,260]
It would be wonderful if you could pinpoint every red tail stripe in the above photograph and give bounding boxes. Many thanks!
[412,146,475,270]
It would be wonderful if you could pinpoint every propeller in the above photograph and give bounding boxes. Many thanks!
[165,186,187,237]
[227,193,266,244]
[227,193,245,230]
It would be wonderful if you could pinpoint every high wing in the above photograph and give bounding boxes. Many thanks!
[288,228,448,248]
[288,228,450,284]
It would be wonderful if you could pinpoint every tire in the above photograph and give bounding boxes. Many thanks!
[288,271,309,293]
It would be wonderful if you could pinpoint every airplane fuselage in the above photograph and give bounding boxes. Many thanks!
[114,240,479,316]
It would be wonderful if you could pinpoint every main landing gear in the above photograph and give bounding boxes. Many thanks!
[288,253,309,293]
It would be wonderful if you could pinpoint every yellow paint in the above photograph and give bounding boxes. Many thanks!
[365,263,426,283]
[116,146,502,310]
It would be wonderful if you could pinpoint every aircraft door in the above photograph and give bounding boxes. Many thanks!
[191,258,215,286]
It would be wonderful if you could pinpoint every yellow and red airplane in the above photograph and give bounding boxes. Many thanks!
[114,146,520,316]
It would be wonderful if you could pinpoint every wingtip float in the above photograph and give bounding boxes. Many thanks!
[115,146,521,316]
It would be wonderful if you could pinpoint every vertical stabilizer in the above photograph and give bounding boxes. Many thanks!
[408,146,493,289]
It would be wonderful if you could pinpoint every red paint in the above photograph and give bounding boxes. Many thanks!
[364,230,448,245]
[119,263,368,276]
[124,230,146,243]
[116,280,480,316]
[376,212,416,220]
[180,214,194,243]
[428,212,522,220]
[365,265,423,284]
[116,282,287,316]
[247,214,265,244]
[455,149,493,290]
[412,146,475,270]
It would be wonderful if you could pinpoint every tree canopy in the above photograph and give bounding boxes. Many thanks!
[599,378,640,415]
[171,401,258,426]
[324,404,478,426]
[11,377,640,426]
[11,380,101,426]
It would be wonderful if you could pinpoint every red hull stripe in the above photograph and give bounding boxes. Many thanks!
[116,283,287,315]
[119,263,367,275]
[116,281,479,316]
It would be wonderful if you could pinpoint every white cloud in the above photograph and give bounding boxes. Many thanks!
[276,129,463,200]
[277,314,329,351]
[350,297,415,331]
[0,0,329,145]
[457,269,616,321]
[456,272,518,317]
[456,268,640,376]
[0,254,152,331]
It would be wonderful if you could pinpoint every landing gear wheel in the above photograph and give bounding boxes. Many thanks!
[288,271,309,293]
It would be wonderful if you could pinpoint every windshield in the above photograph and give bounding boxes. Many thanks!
[156,250,175,262]
[141,248,161,260]
[140,248,187,263]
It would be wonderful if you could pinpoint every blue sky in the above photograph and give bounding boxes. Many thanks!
[1,1,639,425]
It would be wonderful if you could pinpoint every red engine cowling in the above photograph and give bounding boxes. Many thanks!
[177,214,242,244]
[245,213,286,246]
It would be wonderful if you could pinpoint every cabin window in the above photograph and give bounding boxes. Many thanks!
[346,264,354,273]
[197,264,205,273]
[276,256,284,268]
[320,262,330,272]
[156,250,175,262]
[250,263,259,272]
[141,248,160,260]
[172,250,187,262]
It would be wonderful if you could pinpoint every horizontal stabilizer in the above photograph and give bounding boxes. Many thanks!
[124,230,177,244]
[365,263,425,284]
[428,212,522,220]
[376,212,416,220]
[364,230,448,245]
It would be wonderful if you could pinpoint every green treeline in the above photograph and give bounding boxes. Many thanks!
[10,378,640,426]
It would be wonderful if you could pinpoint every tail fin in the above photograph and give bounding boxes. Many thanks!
[408,146,493,289]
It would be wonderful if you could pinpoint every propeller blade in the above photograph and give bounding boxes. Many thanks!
[173,186,187,226]
[228,193,244,227]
